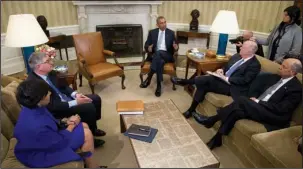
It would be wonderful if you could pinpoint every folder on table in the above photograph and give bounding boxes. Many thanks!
[116,100,144,115]
[124,127,158,143]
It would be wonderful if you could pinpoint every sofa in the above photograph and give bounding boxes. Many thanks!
[1,75,84,168]
[196,56,302,168]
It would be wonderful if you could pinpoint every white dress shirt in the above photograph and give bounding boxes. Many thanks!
[255,76,294,103]
[37,73,78,107]
[157,29,167,51]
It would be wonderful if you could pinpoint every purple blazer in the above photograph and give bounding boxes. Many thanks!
[13,106,83,167]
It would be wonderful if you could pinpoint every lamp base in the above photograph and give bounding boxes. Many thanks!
[216,33,228,56]
[21,46,35,74]
[216,54,228,60]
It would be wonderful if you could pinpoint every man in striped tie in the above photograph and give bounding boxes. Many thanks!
[171,41,261,119]
[197,58,302,149]
[26,52,105,148]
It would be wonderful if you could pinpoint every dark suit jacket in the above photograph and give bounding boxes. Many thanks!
[27,71,74,117]
[258,77,302,119]
[144,28,177,61]
[249,74,302,130]
[223,53,261,99]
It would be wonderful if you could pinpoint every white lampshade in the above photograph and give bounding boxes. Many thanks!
[210,10,240,34]
[5,14,49,47]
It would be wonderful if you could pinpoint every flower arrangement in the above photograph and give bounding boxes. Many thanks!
[35,44,56,58]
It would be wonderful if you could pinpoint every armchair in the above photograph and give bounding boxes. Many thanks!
[140,51,178,90]
[73,32,126,94]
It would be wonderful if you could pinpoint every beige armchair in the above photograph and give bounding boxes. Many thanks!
[73,32,126,94]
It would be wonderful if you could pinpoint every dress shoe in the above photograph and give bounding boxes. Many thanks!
[171,76,185,86]
[94,139,105,148]
[207,133,222,150]
[183,110,193,119]
[155,86,161,97]
[140,79,151,88]
[94,129,106,137]
[192,113,214,128]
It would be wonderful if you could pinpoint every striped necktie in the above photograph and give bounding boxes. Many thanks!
[225,59,244,77]
[257,79,284,101]
[46,77,72,102]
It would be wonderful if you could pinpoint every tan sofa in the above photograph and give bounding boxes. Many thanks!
[197,56,302,168]
[1,75,84,168]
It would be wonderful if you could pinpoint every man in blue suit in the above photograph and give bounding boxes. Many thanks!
[140,16,179,97]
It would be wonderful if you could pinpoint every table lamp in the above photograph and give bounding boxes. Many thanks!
[210,10,239,58]
[4,14,49,73]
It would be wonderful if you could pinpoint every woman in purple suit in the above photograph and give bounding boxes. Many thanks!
[13,79,104,168]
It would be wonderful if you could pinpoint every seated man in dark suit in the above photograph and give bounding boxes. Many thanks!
[194,58,302,149]
[172,41,261,119]
[140,16,179,97]
[27,52,105,147]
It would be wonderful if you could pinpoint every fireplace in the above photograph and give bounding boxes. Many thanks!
[96,24,143,57]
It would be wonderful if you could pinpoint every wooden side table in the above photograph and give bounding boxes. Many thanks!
[55,60,78,90]
[184,49,231,96]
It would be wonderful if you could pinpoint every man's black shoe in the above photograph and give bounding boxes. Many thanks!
[140,79,151,88]
[94,139,105,148]
[155,87,161,97]
[94,129,106,137]
[183,110,193,119]
[192,113,214,128]
[207,133,222,150]
[171,76,185,86]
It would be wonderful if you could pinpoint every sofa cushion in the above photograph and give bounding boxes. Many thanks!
[1,134,9,163]
[205,92,233,108]
[1,81,21,124]
[234,119,267,138]
[1,75,22,88]
[1,107,14,140]
[256,56,280,74]
[1,138,26,168]
[251,125,302,168]
[1,138,84,168]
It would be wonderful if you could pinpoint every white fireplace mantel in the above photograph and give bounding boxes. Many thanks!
[73,1,163,44]
[72,1,163,6]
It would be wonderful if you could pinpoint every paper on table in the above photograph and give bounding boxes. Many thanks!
[206,71,230,84]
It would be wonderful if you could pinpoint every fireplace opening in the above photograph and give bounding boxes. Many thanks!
[96,24,143,58]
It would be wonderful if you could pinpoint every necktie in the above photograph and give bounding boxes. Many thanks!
[157,31,164,50]
[257,79,284,101]
[46,77,72,102]
[225,59,244,77]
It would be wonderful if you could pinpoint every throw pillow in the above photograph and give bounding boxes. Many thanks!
[1,81,21,124]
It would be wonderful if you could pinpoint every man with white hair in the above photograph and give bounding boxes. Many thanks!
[196,58,302,149]
[171,41,261,119]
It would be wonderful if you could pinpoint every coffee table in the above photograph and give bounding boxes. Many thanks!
[120,99,220,168]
